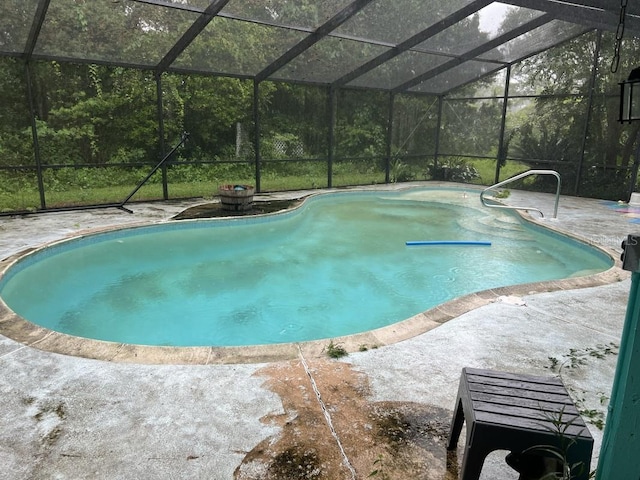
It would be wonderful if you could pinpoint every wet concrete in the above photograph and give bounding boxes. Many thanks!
[0,183,635,479]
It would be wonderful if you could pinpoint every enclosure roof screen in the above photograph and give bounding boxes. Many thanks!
[1,0,639,94]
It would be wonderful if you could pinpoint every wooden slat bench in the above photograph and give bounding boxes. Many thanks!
[447,367,594,480]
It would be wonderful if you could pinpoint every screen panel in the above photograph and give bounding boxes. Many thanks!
[335,0,477,46]
[176,17,307,76]
[270,36,389,84]
[415,3,544,56]
[479,20,590,63]
[347,51,449,90]
[34,0,199,66]
[221,0,354,30]
[409,61,504,94]
[0,0,41,54]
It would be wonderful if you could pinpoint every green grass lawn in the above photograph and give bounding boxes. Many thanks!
[0,158,530,212]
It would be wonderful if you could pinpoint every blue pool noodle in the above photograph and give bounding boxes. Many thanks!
[406,240,491,246]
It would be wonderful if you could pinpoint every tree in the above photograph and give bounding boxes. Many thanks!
[0,58,32,167]
[512,32,640,169]
[177,75,254,161]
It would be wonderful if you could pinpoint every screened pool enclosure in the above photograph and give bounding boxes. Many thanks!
[1,0,640,213]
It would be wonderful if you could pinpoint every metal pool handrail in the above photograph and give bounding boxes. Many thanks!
[480,169,561,219]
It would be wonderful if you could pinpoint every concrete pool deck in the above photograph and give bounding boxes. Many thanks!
[0,182,635,479]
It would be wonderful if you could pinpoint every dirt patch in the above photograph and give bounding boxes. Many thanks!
[172,198,305,220]
[235,358,462,480]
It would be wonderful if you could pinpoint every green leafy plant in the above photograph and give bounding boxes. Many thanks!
[389,158,415,183]
[507,407,594,479]
[325,340,348,359]
[547,343,618,376]
[546,343,618,431]
[427,157,480,183]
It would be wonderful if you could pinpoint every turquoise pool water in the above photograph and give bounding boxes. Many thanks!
[0,189,612,347]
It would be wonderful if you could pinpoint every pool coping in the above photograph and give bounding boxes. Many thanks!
[0,188,628,365]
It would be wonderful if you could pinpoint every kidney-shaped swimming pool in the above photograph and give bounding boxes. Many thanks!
[0,188,613,347]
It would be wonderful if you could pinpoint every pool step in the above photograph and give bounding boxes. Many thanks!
[459,214,534,241]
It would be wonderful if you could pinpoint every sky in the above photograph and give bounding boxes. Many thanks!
[478,2,512,35]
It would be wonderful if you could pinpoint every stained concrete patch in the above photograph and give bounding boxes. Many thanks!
[236,358,463,480]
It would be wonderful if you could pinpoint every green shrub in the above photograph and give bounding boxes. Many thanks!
[427,157,479,182]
